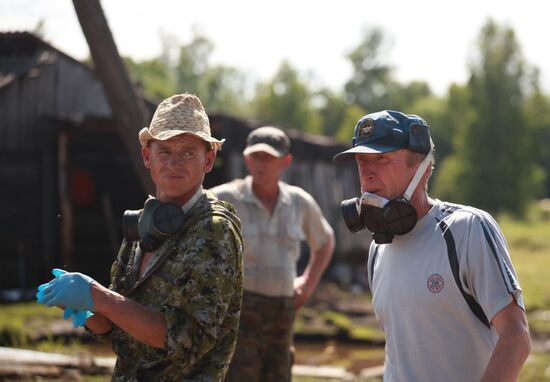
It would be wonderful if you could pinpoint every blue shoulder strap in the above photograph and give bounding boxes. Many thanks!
[437,218,491,328]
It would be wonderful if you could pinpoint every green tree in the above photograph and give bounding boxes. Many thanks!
[124,57,176,100]
[335,104,367,143]
[414,83,473,183]
[173,31,250,115]
[341,27,434,145]
[388,80,432,113]
[198,65,252,116]
[252,60,321,134]
[399,92,448,188]
[173,32,213,95]
[434,19,543,215]
[524,77,550,197]
[123,30,250,115]
[344,28,394,112]
[315,88,352,137]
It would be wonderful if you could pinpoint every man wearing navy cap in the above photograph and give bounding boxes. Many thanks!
[335,110,530,381]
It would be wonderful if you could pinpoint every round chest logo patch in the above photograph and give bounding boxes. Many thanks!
[427,273,444,293]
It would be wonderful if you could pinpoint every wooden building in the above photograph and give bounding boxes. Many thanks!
[0,32,369,298]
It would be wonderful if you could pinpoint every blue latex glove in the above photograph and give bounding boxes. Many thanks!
[36,268,67,294]
[64,308,94,328]
[36,268,96,311]
[36,269,94,327]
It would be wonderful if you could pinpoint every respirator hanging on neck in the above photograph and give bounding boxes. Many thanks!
[121,198,186,252]
[340,146,433,244]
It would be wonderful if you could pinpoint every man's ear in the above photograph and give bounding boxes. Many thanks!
[204,150,217,173]
[283,154,293,169]
[420,160,433,191]
[142,145,151,169]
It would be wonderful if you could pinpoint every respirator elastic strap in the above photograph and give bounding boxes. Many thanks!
[403,143,434,201]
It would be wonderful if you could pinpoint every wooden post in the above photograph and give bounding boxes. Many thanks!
[72,0,154,194]
[57,131,73,269]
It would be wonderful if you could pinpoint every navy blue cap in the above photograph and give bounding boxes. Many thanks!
[333,110,431,163]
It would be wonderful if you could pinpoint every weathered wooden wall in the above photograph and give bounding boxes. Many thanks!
[0,33,115,293]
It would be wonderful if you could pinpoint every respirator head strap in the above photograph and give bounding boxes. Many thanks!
[402,141,434,202]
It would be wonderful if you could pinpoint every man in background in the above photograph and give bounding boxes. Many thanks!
[211,126,335,382]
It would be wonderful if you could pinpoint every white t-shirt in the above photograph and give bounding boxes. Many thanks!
[367,199,523,382]
[211,176,333,297]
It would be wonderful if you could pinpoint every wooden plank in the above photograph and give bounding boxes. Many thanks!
[0,364,63,377]
[292,364,355,380]
[0,347,84,366]
[0,347,115,376]
[0,347,379,380]
[359,365,385,378]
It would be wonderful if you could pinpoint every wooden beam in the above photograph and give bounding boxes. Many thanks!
[72,0,154,194]
[0,347,115,377]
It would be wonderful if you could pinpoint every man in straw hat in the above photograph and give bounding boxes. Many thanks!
[36,94,244,381]
[211,126,335,382]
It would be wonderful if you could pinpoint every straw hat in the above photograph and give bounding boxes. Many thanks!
[138,93,225,150]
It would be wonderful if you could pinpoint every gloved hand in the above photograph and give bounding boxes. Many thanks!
[64,307,94,328]
[37,269,94,327]
[36,268,69,295]
[36,268,96,311]
[36,269,94,327]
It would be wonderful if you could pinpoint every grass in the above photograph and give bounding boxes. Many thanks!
[295,308,385,343]
[495,203,550,382]
[499,208,550,313]
[498,203,550,348]
[0,302,65,347]
[519,352,550,382]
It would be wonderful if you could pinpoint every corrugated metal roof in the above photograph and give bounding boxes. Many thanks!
[0,32,67,89]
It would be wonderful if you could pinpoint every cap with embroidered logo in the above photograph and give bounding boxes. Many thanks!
[333,110,432,163]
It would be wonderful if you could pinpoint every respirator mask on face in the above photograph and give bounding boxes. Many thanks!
[341,146,434,244]
[121,198,186,252]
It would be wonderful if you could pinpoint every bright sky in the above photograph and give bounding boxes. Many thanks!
[2,0,550,96]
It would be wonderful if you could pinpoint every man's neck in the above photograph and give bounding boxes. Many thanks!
[251,179,279,214]
[156,185,202,207]
[411,191,434,220]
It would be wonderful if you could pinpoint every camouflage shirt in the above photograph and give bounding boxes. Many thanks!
[94,191,243,382]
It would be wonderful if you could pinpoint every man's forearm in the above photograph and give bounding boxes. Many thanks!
[90,282,167,349]
[480,330,531,381]
[85,312,114,334]
[480,303,531,382]
[302,234,335,287]
[294,234,335,309]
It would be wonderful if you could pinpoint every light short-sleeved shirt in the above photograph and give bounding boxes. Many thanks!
[211,176,333,297]
[367,199,523,382]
